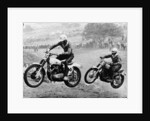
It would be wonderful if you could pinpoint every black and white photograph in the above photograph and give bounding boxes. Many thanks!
[23,22,127,98]
[8,8,142,113]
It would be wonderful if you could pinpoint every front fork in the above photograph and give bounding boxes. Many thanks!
[91,66,101,79]
[96,63,102,73]
[40,59,46,67]
[34,59,46,73]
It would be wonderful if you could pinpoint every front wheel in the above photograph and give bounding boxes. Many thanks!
[64,67,81,87]
[111,74,124,88]
[84,68,98,84]
[24,64,45,88]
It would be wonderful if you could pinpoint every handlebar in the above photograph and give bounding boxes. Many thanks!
[99,57,106,64]
[45,51,58,56]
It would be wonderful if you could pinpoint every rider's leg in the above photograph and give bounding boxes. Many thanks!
[63,54,74,81]
[111,64,122,78]
[113,64,122,73]
[65,54,74,75]
[56,54,70,81]
[56,54,66,70]
[109,65,114,79]
[56,54,66,60]
[66,54,74,64]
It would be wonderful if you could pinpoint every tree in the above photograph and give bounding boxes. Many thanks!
[82,23,124,42]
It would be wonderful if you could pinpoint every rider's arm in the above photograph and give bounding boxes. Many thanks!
[49,41,61,50]
[63,48,72,55]
[113,55,122,65]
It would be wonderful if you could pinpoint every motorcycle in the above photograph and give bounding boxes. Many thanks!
[24,50,82,88]
[84,57,126,88]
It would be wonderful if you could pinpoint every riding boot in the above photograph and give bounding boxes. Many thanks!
[63,61,69,81]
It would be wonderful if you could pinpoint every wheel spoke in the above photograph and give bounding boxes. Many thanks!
[87,70,97,83]
[111,75,124,88]
[114,76,121,85]
[66,69,80,87]
[69,70,78,84]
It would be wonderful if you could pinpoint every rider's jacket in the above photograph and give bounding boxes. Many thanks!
[50,40,73,55]
[103,54,122,64]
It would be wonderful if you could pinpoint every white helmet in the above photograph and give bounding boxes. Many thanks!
[111,47,118,54]
[60,34,68,41]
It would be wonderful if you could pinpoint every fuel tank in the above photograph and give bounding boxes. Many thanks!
[49,58,62,65]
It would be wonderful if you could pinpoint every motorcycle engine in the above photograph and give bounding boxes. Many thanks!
[100,69,110,79]
[48,65,64,81]
[51,65,61,73]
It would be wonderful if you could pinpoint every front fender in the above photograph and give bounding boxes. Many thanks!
[91,66,98,69]
[68,63,82,69]
[32,62,41,65]
[118,69,126,76]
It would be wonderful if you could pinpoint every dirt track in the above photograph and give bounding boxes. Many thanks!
[23,48,127,98]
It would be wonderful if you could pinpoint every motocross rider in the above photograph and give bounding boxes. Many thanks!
[100,48,122,79]
[48,34,74,81]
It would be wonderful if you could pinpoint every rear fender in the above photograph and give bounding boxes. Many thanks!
[115,69,126,77]
[118,69,124,73]
[122,71,126,76]
[119,69,126,76]
[32,62,41,65]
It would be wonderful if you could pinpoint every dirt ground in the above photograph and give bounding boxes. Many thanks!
[23,48,127,98]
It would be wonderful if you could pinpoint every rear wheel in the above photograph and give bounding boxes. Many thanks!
[84,68,98,84]
[64,67,81,87]
[111,74,124,88]
[24,64,45,88]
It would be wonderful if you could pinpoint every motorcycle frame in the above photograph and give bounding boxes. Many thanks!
[38,54,67,81]
[92,60,123,83]
[34,52,82,82]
